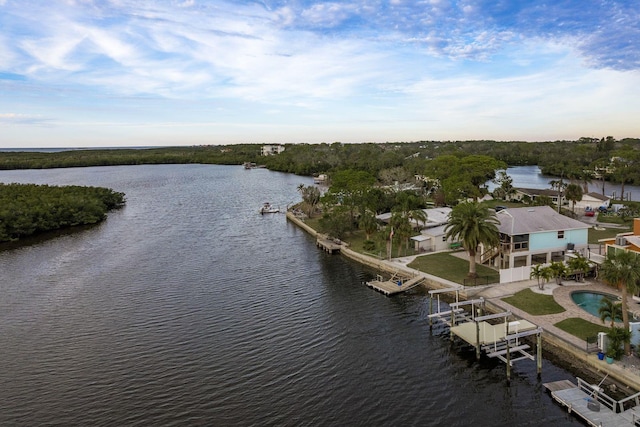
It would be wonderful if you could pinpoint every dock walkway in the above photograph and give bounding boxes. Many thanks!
[544,377,640,426]
[365,273,424,296]
[316,235,341,253]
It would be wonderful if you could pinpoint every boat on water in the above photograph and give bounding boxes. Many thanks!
[259,202,279,214]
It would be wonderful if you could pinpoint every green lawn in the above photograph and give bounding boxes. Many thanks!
[502,288,565,315]
[588,225,630,244]
[407,252,500,285]
[554,318,609,341]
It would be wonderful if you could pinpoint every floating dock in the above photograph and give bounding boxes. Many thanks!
[545,377,640,426]
[365,273,424,296]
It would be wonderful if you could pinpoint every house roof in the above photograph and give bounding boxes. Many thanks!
[625,235,640,248]
[420,224,447,237]
[376,207,451,228]
[496,205,589,235]
[411,235,431,242]
[582,192,610,201]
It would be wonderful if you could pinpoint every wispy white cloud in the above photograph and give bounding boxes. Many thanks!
[0,113,50,126]
[0,0,638,146]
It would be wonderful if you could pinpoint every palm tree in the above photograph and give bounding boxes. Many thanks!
[390,210,412,256]
[531,264,554,290]
[540,266,553,289]
[565,183,583,214]
[600,249,640,355]
[408,208,428,230]
[549,178,567,213]
[444,201,499,278]
[567,254,592,282]
[549,261,568,285]
[598,298,622,329]
[358,209,378,240]
[530,264,545,290]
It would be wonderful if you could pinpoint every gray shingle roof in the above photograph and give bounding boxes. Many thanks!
[583,192,610,201]
[496,205,589,235]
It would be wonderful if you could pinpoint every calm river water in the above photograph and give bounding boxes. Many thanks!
[500,165,640,201]
[0,164,581,426]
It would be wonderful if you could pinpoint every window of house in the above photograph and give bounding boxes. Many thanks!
[512,234,529,251]
[442,236,446,242]
[558,230,564,239]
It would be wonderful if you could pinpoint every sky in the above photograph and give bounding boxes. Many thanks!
[1,0,639,148]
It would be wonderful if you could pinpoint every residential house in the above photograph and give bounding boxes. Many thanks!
[510,187,566,206]
[376,207,451,229]
[494,206,590,270]
[261,144,286,156]
[600,218,640,254]
[574,192,611,212]
[411,224,456,252]
[376,207,456,252]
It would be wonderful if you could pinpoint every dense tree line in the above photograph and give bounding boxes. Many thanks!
[0,183,125,242]
[2,137,639,184]
[0,145,262,170]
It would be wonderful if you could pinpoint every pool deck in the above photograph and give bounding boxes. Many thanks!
[473,278,640,393]
[385,252,640,392]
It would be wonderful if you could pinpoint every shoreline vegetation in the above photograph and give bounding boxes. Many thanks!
[2,137,640,187]
[286,210,640,395]
[0,183,125,244]
[3,141,640,391]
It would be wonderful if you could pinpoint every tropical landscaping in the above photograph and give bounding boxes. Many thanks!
[3,139,640,351]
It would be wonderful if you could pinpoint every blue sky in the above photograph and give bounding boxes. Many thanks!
[1,0,639,147]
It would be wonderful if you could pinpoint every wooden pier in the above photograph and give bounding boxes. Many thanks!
[316,235,341,254]
[365,273,424,296]
[545,377,640,426]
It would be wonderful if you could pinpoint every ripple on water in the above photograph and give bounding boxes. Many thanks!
[0,165,576,426]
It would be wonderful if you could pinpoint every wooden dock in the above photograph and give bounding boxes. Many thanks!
[545,377,640,426]
[365,274,424,296]
[427,291,544,379]
[316,236,341,253]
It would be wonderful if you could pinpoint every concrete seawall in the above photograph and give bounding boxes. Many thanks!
[286,211,640,393]
[286,212,460,292]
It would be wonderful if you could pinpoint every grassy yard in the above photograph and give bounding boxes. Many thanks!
[407,252,500,285]
[502,288,565,315]
[588,224,630,244]
[554,318,609,341]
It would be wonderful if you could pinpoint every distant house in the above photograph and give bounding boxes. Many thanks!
[510,187,566,206]
[411,224,457,253]
[261,144,286,156]
[574,192,611,212]
[376,207,451,229]
[600,218,640,254]
[494,206,589,270]
[376,207,455,252]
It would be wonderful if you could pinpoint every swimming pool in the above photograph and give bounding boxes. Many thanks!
[571,291,619,318]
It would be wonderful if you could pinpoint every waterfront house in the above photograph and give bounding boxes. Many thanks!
[376,207,456,252]
[510,187,566,206]
[261,144,286,156]
[375,207,452,230]
[574,192,611,212]
[600,218,640,254]
[493,206,589,282]
[411,224,457,252]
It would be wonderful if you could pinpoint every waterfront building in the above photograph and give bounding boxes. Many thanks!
[493,206,590,282]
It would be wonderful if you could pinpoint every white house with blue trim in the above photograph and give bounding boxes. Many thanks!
[494,206,589,272]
